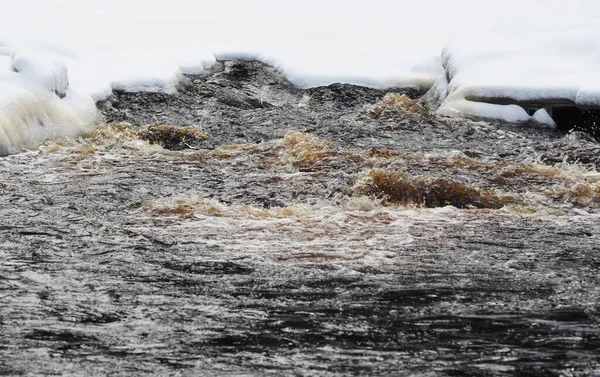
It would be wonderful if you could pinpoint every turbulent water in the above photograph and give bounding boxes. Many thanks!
[1,60,600,376]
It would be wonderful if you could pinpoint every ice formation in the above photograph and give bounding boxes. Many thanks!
[0,45,99,154]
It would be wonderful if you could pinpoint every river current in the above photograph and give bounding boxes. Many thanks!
[1,61,599,376]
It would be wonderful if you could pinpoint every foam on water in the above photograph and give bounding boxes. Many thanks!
[140,192,413,264]
[40,121,600,219]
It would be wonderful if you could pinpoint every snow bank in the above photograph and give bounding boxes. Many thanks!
[0,0,599,152]
[432,4,600,126]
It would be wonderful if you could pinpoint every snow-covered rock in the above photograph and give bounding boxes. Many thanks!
[431,12,600,127]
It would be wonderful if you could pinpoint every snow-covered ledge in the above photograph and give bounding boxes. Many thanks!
[427,21,600,128]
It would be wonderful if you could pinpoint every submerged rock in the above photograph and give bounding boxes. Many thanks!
[302,83,424,110]
[139,124,207,150]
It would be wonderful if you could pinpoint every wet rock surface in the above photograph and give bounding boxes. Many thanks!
[2,60,600,376]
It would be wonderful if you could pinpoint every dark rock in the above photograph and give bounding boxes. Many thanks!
[553,107,600,140]
[303,83,424,109]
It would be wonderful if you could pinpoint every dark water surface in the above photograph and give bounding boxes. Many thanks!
[1,61,600,376]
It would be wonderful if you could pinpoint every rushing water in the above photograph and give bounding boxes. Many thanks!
[1,61,600,376]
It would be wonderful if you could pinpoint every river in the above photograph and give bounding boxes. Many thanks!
[1,60,599,376]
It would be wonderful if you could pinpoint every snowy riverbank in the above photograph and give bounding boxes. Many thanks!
[0,1,599,153]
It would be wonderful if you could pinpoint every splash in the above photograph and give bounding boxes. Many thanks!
[39,123,600,216]
[351,169,504,209]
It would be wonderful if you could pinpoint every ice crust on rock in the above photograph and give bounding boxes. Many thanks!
[0,48,99,154]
